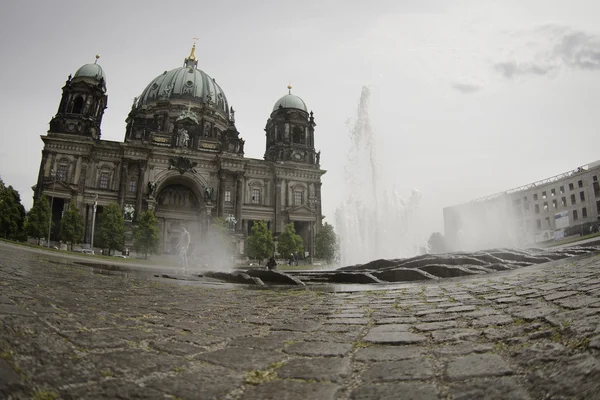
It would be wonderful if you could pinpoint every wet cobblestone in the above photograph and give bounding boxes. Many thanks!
[1,242,600,399]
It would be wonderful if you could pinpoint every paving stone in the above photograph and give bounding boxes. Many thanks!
[350,382,439,400]
[414,320,457,331]
[277,357,350,382]
[511,342,569,366]
[361,357,434,382]
[415,308,446,316]
[544,291,579,301]
[0,359,22,393]
[432,343,494,357]
[60,380,166,399]
[431,328,481,342]
[195,347,285,371]
[448,377,530,400]
[496,296,523,304]
[444,353,513,381]
[555,295,600,309]
[145,365,242,399]
[324,318,369,325]
[462,308,504,318]
[525,354,600,398]
[375,317,417,324]
[419,313,460,322]
[471,314,514,327]
[242,380,340,400]
[148,339,205,356]
[227,334,290,350]
[284,341,352,357]
[354,345,422,361]
[504,305,559,321]
[364,325,426,344]
[271,321,322,331]
[444,305,477,313]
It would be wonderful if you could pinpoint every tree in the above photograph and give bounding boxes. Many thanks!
[26,194,52,245]
[0,179,26,241]
[276,223,304,260]
[427,232,448,254]
[246,220,274,263]
[60,202,84,250]
[98,202,125,255]
[134,210,160,259]
[315,222,337,264]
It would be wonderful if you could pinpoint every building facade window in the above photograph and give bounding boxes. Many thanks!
[561,197,567,207]
[251,188,261,204]
[569,183,574,191]
[543,202,548,211]
[535,204,540,214]
[128,179,136,193]
[560,186,565,194]
[545,216,550,227]
[578,180,583,188]
[542,191,547,199]
[536,219,541,229]
[56,164,68,181]
[99,172,110,189]
[294,191,304,206]
[580,191,585,201]
[224,190,231,203]
[533,193,538,201]
[597,200,600,213]
[582,207,588,218]
[552,199,557,208]
[573,209,578,220]
[551,188,556,196]
[523,196,528,201]
[571,194,576,205]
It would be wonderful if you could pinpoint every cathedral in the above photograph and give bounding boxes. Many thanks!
[33,43,325,256]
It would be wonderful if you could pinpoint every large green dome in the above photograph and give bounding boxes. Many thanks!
[138,47,229,116]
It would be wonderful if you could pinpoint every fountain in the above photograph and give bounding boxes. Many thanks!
[335,86,423,266]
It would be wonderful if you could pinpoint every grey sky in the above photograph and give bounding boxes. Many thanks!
[1,0,599,238]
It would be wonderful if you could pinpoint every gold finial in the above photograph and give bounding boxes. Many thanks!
[95,54,100,64]
[188,37,198,61]
[287,83,292,94]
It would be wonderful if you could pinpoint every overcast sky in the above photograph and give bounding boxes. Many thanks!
[1,0,599,238]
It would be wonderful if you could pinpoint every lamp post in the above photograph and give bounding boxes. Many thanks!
[90,194,98,251]
[47,169,56,248]
[307,197,320,265]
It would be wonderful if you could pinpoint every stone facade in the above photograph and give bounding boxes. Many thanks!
[33,47,325,256]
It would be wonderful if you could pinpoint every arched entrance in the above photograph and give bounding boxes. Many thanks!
[154,175,207,255]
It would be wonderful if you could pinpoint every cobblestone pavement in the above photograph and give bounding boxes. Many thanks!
[1,242,599,400]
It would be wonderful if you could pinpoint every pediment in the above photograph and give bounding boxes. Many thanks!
[286,205,316,220]
[41,179,78,195]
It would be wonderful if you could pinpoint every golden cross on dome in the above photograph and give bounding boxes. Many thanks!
[193,37,198,45]
[95,54,100,64]
[287,83,292,94]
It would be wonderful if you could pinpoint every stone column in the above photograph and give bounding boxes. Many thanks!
[135,162,146,220]
[218,170,227,217]
[235,172,244,231]
[35,150,50,200]
[118,161,129,210]
[275,178,283,234]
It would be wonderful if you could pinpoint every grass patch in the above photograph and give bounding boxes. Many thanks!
[245,369,278,385]
[172,366,185,373]
[100,369,114,378]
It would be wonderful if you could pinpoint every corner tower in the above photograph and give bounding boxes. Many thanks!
[264,86,319,166]
[49,55,108,140]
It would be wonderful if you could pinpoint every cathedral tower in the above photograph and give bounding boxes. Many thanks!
[49,55,108,140]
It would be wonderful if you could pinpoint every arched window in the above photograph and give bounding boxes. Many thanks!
[72,96,84,114]
[292,127,304,144]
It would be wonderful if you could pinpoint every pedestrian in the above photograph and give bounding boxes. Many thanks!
[267,256,277,271]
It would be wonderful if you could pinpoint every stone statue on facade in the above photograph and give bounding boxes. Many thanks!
[123,204,135,222]
[316,151,321,165]
[148,180,157,196]
[204,186,214,202]
[178,128,189,148]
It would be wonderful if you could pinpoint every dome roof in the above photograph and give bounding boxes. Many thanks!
[137,57,229,116]
[272,93,308,113]
[74,60,106,89]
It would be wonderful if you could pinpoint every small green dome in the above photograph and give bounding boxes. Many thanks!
[272,93,308,113]
[74,63,106,84]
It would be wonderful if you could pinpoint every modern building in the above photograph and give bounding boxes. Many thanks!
[444,161,600,251]
[33,43,325,256]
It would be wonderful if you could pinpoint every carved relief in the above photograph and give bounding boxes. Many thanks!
[157,185,198,209]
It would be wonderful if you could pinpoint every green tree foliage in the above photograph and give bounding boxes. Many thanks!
[246,220,274,263]
[0,178,26,240]
[134,210,160,259]
[277,223,304,259]
[26,194,52,244]
[315,222,337,264]
[427,232,448,254]
[98,202,125,255]
[60,202,84,250]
